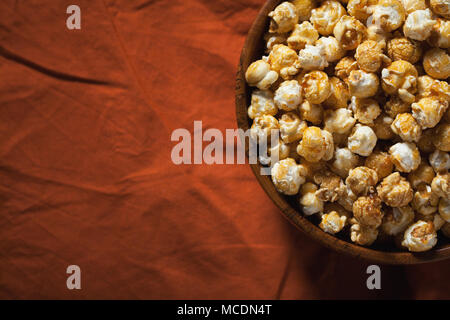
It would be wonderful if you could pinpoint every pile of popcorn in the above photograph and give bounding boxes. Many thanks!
[245,0,450,252]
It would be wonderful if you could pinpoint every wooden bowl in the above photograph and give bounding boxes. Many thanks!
[235,0,450,264]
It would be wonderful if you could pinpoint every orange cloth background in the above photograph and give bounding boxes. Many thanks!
[0,0,449,299]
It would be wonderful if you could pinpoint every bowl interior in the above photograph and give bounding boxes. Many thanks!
[235,0,450,264]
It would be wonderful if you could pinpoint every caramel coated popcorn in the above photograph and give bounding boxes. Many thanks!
[381,60,418,103]
[346,166,379,196]
[356,40,391,73]
[269,2,299,33]
[310,1,346,35]
[287,21,319,50]
[391,112,422,142]
[377,172,414,207]
[299,182,324,215]
[402,220,437,252]
[297,126,334,162]
[333,15,367,50]
[245,0,450,251]
[320,211,347,234]
[423,48,450,79]
[271,158,307,195]
[387,36,422,64]
[353,194,384,228]
[248,90,278,120]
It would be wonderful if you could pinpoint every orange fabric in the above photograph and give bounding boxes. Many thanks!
[0,0,448,299]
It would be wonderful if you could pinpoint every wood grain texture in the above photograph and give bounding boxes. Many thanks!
[235,0,450,264]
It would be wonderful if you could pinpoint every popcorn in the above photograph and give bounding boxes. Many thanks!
[387,37,422,64]
[274,80,302,111]
[377,172,414,207]
[429,149,450,173]
[296,44,329,70]
[248,90,278,119]
[428,19,450,48]
[346,166,378,196]
[401,0,427,14]
[299,182,324,215]
[401,221,437,252]
[430,0,450,19]
[350,221,379,246]
[347,0,378,21]
[366,24,391,46]
[348,124,378,156]
[365,150,394,179]
[268,45,300,80]
[391,113,422,142]
[333,15,367,50]
[246,0,450,250]
[279,112,308,143]
[271,158,306,195]
[434,123,450,152]
[366,0,406,33]
[431,172,450,198]
[316,36,345,62]
[313,170,346,202]
[389,142,421,173]
[268,2,299,33]
[348,70,379,98]
[381,206,415,236]
[423,48,450,79]
[350,97,381,125]
[411,96,448,129]
[331,147,361,178]
[353,194,383,228]
[381,60,418,104]
[323,77,350,109]
[298,100,323,125]
[372,113,395,140]
[412,184,440,215]
[408,163,436,189]
[439,197,450,222]
[310,1,346,36]
[384,96,411,118]
[250,115,279,143]
[287,21,319,50]
[335,58,357,82]
[356,40,391,73]
[301,71,331,104]
[297,126,333,162]
[324,108,356,134]
[403,9,437,41]
[245,60,279,90]
[319,211,347,234]
[291,0,317,22]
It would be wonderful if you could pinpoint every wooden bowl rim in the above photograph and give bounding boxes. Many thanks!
[235,0,450,265]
